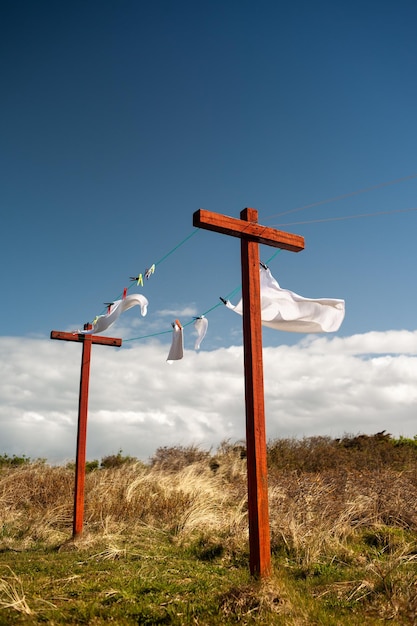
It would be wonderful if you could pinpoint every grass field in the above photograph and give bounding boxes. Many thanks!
[1,433,417,624]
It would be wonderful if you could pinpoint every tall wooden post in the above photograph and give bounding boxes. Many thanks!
[51,327,122,537]
[193,208,304,577]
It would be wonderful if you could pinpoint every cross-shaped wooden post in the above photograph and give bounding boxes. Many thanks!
[50,326,122,537]
[193,208,305,577]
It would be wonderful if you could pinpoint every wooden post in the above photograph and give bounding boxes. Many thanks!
[193,208,304,577]
[51,327,122,537]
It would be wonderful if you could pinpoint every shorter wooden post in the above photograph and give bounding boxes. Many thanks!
[51,328,122,537]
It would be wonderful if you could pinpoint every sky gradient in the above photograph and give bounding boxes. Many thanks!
[1,1,417,462]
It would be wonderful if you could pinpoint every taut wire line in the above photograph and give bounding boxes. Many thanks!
[95,228,200,316]
[154,228,200,265]
[263,172,417,220]
[271,206,417,228]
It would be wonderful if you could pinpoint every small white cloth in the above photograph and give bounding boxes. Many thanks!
[194,316,208,350]
[81,293,148,334]
[167,320,184,363]
[226,267,345,333]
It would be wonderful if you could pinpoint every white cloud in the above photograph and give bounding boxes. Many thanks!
[156,306,199,318]
[300,329,417,355]
[0,329,417,464]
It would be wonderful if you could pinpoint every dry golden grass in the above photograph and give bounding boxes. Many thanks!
[0,567,33,615]
[268,467,417,568]
[1,435,417,623]
[1,438,417,554]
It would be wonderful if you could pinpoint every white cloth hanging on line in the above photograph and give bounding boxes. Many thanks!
[193,316,208,350]
[167,320,184,363]
[226,266,345,333]
[80,293,149,334]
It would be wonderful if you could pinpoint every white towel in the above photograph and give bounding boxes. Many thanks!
[167,320,184,363]
[226,267,345,333]
[194,316,208,350]
[81,293,148,334]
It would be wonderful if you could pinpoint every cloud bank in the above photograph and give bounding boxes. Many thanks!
[1,329,417,464]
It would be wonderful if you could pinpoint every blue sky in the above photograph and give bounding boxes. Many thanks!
[1,1,417,462]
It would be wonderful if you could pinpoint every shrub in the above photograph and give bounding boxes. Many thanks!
[100,450,136,469]
[149,445,210,471]
[0,453,32,468]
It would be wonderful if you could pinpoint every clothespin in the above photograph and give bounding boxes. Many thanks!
[219,297,228,305]
[104,302,114,314]
[130,274,143,286]
[171,318,182,329]
[260,261,268,269]
[145,264,155,280]
[92,316,99,326]
[122,287,127,299]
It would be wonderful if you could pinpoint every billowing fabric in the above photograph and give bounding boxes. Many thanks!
[167,320,183,363]
[193,316,208,350]
[81,294,148,334]
[226,267,345,333]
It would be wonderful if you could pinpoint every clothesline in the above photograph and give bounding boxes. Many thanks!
[77,223,348,361]
[81,202,414,346]
[263,172,417,220]
[95,228,201,317]
[82,230,282,344]
[123,284,241,343]
[132,258,345,361]
[79,230,346,360]
[85,171,417,339]
[84,224,284,344]
[271,205,417,228]
[123,248,283,343]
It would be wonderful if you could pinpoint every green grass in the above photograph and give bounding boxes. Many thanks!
[0,532,272,625]
[3,533,413,625]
